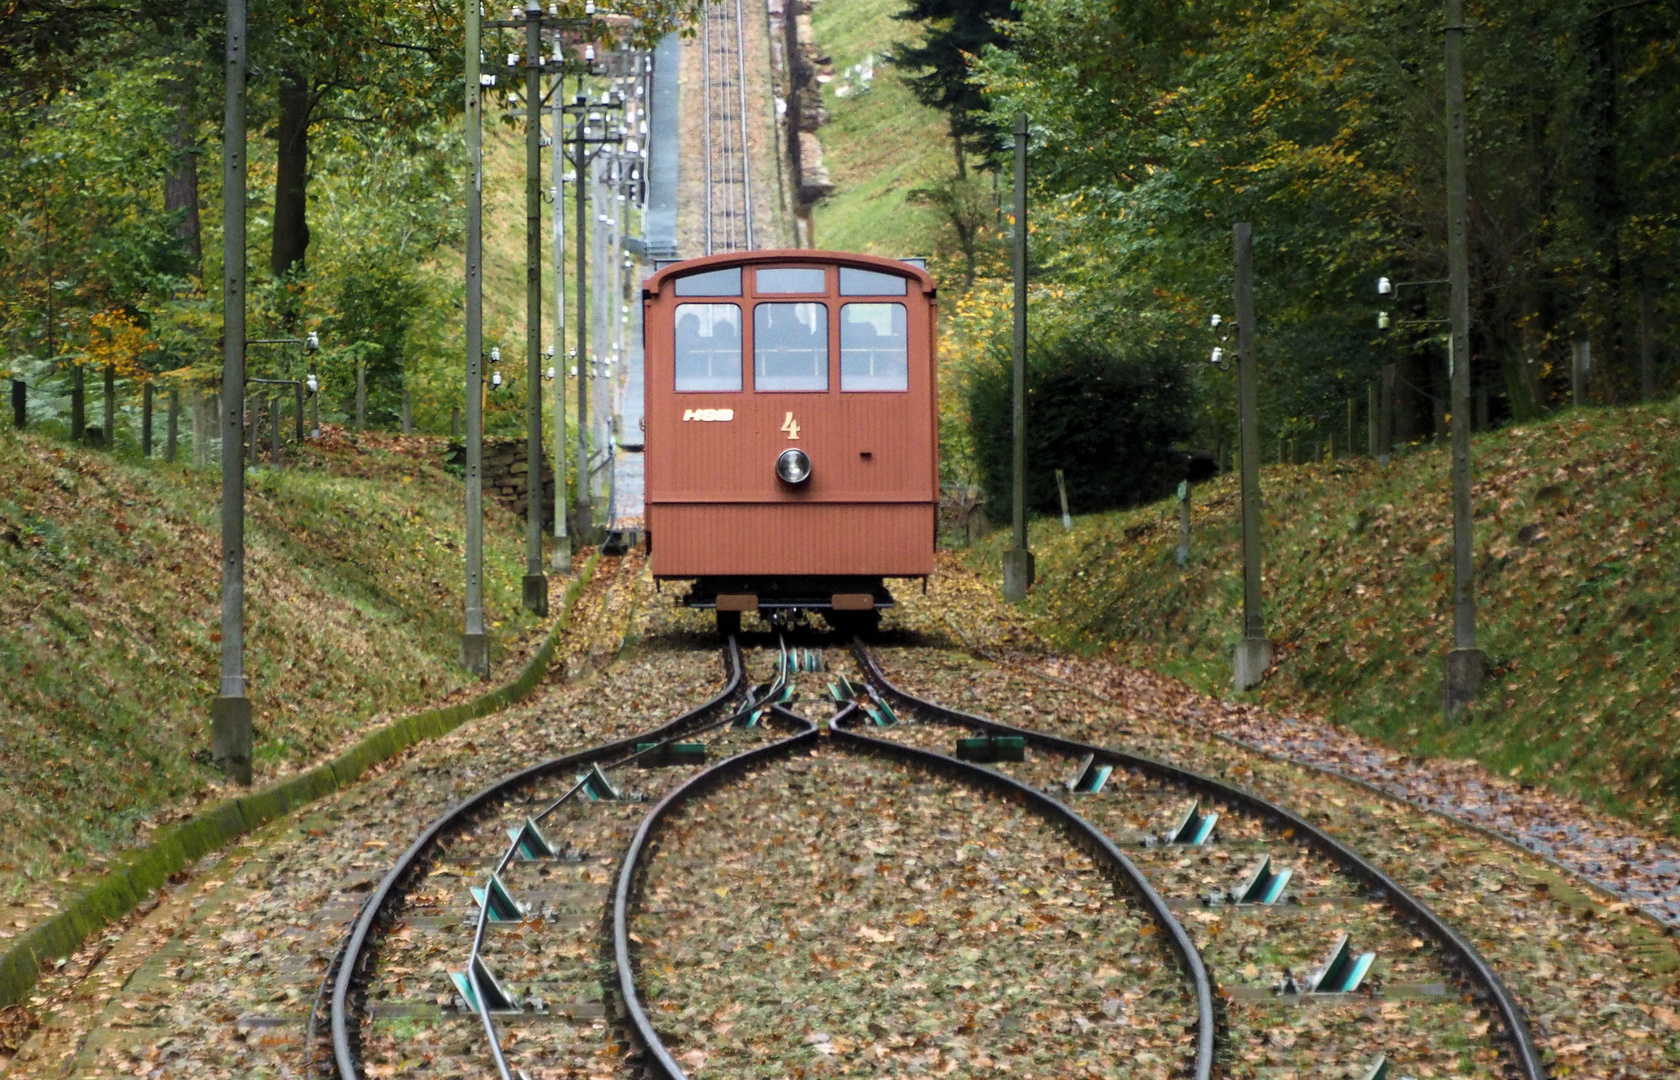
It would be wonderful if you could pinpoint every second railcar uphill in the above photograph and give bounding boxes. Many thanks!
[642,251,938,634]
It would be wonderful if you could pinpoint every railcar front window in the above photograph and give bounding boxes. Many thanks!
[753,303,829,392]
[673,267,742,296]
[756,267,826,294]
[838,266,909,296]
[673,304,742,391]
[840,303,908,391]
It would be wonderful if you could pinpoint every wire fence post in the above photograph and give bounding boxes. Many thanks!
[166,386,179,461]
[10,378,23,429]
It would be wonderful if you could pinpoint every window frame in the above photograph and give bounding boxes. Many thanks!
[750,300,831,394]
[671,301,744,393]
[838,301,911,393]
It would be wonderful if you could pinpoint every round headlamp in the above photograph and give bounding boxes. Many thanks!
[776,448,811,485]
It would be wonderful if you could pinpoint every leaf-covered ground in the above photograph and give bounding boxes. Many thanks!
[855,636,1680,1078]
[633,748,1198,1079]
[964,403,1680,832]
[0,426,544,924]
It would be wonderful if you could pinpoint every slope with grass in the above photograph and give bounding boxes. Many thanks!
[0,426,541,906]
[806,0,952,256]
[968,404,1680,833]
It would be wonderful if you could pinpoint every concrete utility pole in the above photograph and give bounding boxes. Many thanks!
[1442,0,1483,715]
[460,0,490,676]
[1002,112,1034,603]
[552,65,571,570]
[576,93,593,542]
[212,0,252,784]
[521,0,550,616]
[1232,222,1269,691]
[563,81,623,546]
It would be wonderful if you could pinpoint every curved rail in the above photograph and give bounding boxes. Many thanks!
[466,639,801,1078]
[853,642,1547,1080]
[830,706,1217,1080]
[329,638,750,1080]
[614,701,826,1079]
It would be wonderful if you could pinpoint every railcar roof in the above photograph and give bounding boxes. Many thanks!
[643,249,936,297]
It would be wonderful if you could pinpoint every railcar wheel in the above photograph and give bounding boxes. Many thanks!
[716,609,742,637]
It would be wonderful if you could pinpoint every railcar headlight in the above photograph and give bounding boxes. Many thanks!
[776,448,811,484]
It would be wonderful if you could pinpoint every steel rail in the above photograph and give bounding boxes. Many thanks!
[829,707,1216,1080]
[732,0,754,249]
[330,638,749,1080]
[701,0,714,254]
[614,701,827,1080]
[853,642,1548,1080]
[463,640,799,1079]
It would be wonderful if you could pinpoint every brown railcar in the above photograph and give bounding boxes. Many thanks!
[642,250,938,633]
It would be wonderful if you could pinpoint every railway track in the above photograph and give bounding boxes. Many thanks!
[319,639,801,1078]
[312,629,1546,1080]
[699,0,755,254]
[843,641,1547,1080]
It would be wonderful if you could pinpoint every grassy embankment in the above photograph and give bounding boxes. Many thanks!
[967,404,1680,832]
[807,0,951,257]
[0,425,541,902]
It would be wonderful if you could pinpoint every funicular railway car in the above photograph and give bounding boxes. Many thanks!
[642,251,938,634]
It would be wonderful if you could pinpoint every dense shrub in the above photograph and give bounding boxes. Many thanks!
[968,334,1193,516]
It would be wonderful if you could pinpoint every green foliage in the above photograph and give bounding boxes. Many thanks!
[968,327,1192,516]
[945,0,1680,449]
[891,0,1016,164]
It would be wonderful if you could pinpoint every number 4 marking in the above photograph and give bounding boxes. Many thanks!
[781,412,801,440]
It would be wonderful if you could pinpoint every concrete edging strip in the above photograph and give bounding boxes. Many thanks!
[0,552,602,1010]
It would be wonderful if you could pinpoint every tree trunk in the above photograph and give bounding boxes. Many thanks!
[272,71,312,277]
[1580,11,1624,383]
[165,66,202,276]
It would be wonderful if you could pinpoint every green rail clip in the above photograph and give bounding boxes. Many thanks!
[469,873,524,923]
[1167,799,1219,845]
[1361,1055,1390,1080]
[864,687,898,725]
[1065,753,1113,794]
[955,735,1026,763]
[577,763,622,801]
[635,742,707,767]
[449,955,520,1012]
[1305,932,1376,994]
[1235,854,1292,904]
[506,818,557,860]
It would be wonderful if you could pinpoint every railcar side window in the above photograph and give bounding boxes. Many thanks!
[753,303,828,392]
[756,267,826,294]
[839,303,909,391]
[838,266,908,296]
[673,267,742,297]
[673,304,742,391]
